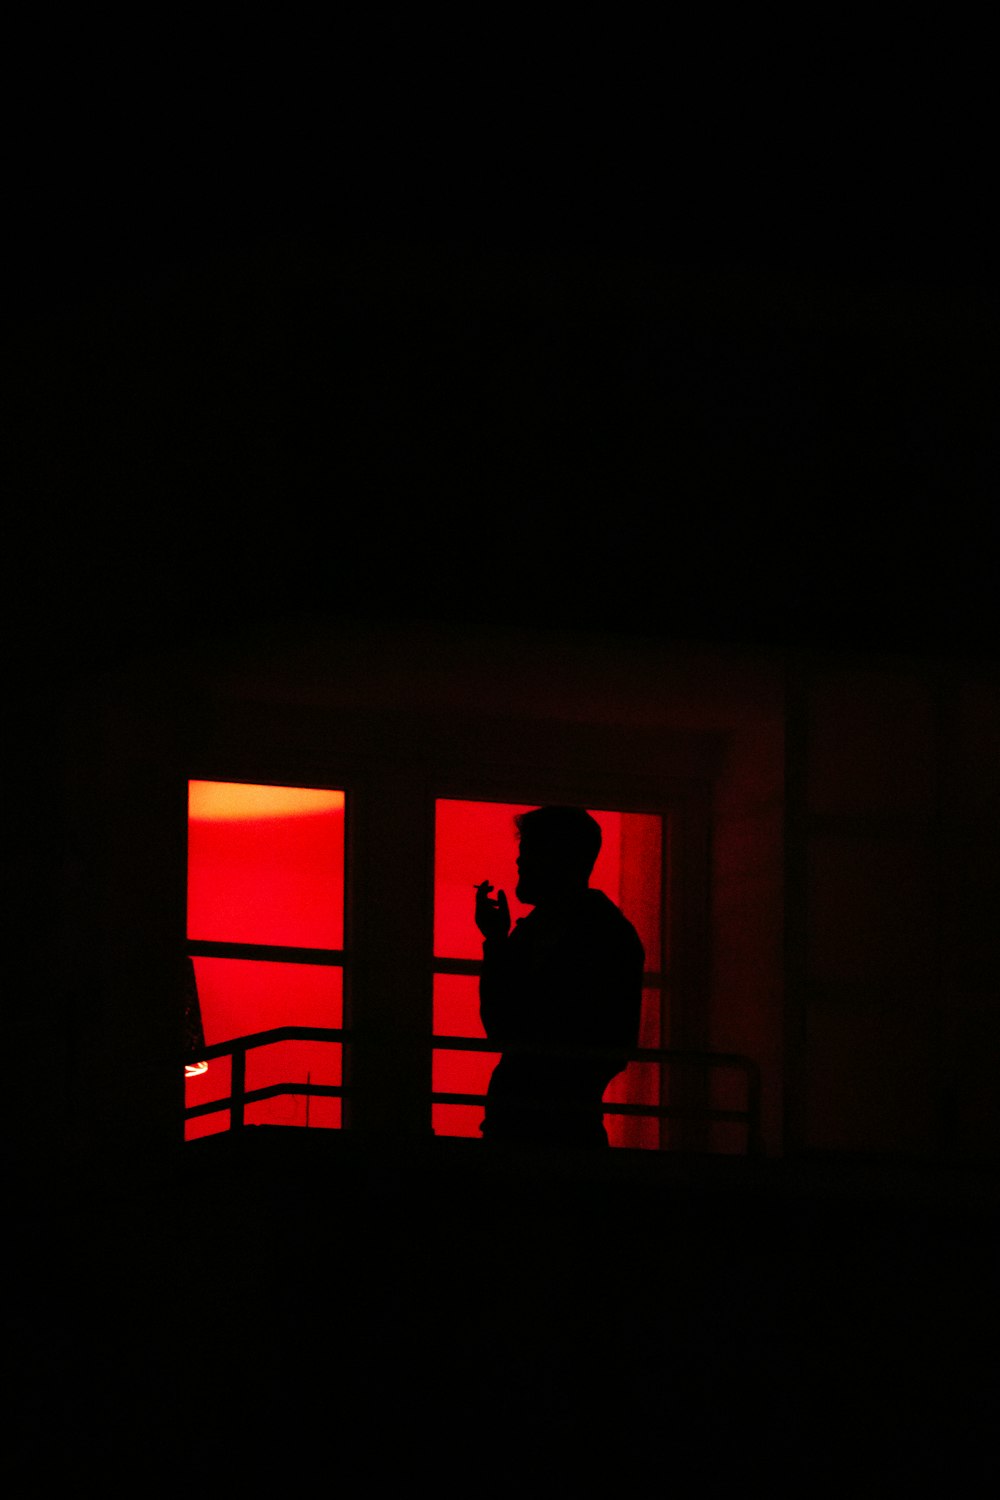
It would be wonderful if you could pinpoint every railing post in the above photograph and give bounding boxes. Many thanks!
[231,1045,246,1132]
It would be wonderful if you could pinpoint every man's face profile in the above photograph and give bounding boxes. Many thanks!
[515,836,581,907]
[514,841,539,906]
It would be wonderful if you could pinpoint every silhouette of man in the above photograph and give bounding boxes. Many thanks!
[474,806,645,1147]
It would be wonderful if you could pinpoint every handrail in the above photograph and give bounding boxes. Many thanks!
[188,1024,350,1062]
[183,1026,762,1153]
[185,1025,350,1131]
[431,1035,763,1154]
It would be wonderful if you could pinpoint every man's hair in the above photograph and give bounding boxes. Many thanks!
[514,805,603,877]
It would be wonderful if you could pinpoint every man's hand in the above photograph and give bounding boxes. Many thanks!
[475,880,511,942]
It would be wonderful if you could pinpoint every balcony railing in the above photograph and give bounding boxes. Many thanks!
[431,1033,762,1154]
[184,1027,762,1154]
[184,1025,349,1130]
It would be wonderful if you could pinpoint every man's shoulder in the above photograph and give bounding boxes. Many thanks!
[582,888,634,924]
[582,890,644,952]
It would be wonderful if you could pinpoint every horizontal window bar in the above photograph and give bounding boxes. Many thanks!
[187,940,345,966]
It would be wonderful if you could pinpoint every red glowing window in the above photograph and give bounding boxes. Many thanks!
[432,799,665,1148]
[185,781,346,1140]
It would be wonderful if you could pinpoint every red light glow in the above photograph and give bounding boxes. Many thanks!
[187,781,345,949]
[188,781,345,821]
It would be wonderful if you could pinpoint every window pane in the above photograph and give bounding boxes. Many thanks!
[433,973,484,1039]
[432,1047,498,1098]
[245,1039,342,1130]
[191,955,343,1037]
[190,957,343,1131]
[433,1104,484,1139]
[434,800,537,959]
[618,814,662,972]
[432,1047,498,1140]
[187,781,345,949]
[434,799,661,967]
[185,1108,231,1143]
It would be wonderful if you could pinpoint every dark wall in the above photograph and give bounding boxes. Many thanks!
[787,654,1000,1158]
[9,238,997,678]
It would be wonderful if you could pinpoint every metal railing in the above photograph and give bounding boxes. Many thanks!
[184,1026,349,1131]
[431,1034,762,1154]
[184,1028,762,1154]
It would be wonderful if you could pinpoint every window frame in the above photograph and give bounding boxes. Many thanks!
[427,769,712,1151]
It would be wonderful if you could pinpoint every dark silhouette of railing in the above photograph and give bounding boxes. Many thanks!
[184,1027,762,1154]
[184,1026,349,1130]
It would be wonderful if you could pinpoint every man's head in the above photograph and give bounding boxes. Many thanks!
[514,805,602,907]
